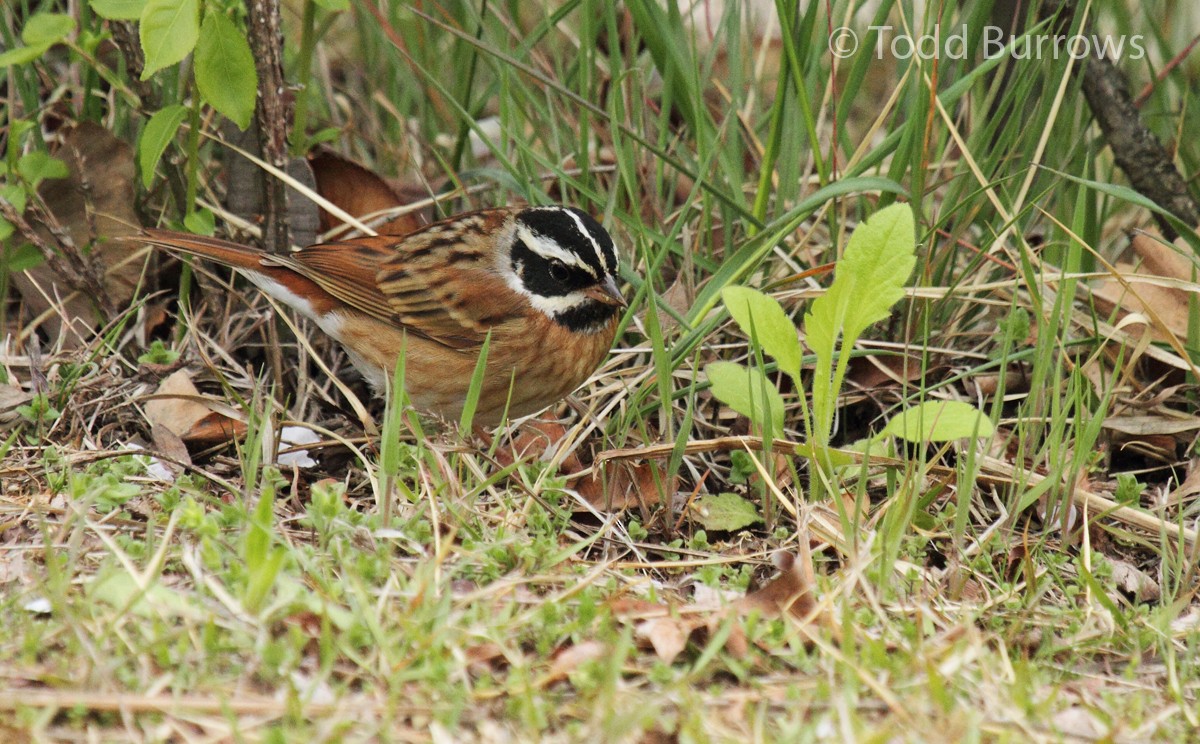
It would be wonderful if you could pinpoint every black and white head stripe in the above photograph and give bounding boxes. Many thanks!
[515,206,617,278]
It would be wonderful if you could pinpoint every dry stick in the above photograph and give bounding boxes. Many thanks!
[0,196,115,316]
[245,0,291,254]
[1072,11,1200,240]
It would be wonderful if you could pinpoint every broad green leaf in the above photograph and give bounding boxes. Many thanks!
[91,572,203,619]
[139,0,199,79]
[90,0,147,20]
[692,492,763,532]
[21,13,75,45]
[1,243,44,271]
[805,203,916,360]
[138,103,187,188]
[17,152,69,187]
[194,11,257,130]
[310,0,349,9]
[183,207,215,235]
[0,220,14,243]
[1,184,28,214]
[881,400,995,442]
[705,361,785,438]
[722,286,802,380]
[0,42,53,67]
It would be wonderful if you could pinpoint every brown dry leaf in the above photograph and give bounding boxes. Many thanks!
[1108,558,1160,602]
[495,421,583,473]
[1166,459,1200,507]
[309,147,430,236]
[1090,231,1199,343]
[0,382,34,431]
[544,641,607,685]
[10,122,144,347]
[149,422,192,474]
[576,460,675,512]
[845,350,926,391]
[637,616,692,663]
[737,550,817,621]
[143,369,246,447]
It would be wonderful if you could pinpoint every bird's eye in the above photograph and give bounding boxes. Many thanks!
[548,261,570,283]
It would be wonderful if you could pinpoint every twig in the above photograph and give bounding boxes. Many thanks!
[244,0,291,254]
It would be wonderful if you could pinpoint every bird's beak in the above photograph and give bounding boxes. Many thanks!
[595,275,627,308]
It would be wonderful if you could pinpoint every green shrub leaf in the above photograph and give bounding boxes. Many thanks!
[881,400,995,442]
[692,492,763,532]
[722,286,802,381]
[90,0,147,21]
[194,11,257,130]
[22,12,76,46]
[138,104,187,188]
[17,152,69,187]
[0,13,73,67]
[139,0,199,79]
[705,361,784,438]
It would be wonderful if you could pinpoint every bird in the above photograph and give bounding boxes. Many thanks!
[136,205,627,425]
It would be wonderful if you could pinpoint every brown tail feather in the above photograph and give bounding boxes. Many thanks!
[136,228,270,272]
[135,228,342,315]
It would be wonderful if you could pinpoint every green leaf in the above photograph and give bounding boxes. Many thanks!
[881,400,995,443]
[139,0,199,79]
[692,493,763,532]
[805,204,916,361]
[194,11,258,130]
[705,361,785,438]
[17,152,69,187]
[721,286,802,381]
[1,243,44,271]
[0,43,53,67]
[21,13,76,46]
[310,0,349,9]
[90,0,147,21]
[91,572,202,619]
[1,184,28,214]
[0,220,14,243]
[183,207,215,235]
[138,104,187,189]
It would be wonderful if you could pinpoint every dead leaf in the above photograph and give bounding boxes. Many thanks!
[576,460,675,512]
[1090,230,1199,343]
[1108,558,1160,602]
[544,641,607,684]
[738,550,817,621]
[0,383,34,431]
[1166,459,1200,507]
[149,422,192,474]
[143,369,246,447]
[309,147,430,236]
[1102,414,1200,436]
[10,122,144,347]
[636,616,690,663]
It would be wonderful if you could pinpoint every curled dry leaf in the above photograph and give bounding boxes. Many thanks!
[0,383,34,431]
[1090,230,1198,343]
[143,369,247,447]
[309,147,431,236]
[576,460,675,513]
[9,122,143,347]
[544,640,607,685]
[1108,558,1160,603]
[611,548,823,665]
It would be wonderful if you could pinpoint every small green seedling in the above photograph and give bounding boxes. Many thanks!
[706,204,993,496]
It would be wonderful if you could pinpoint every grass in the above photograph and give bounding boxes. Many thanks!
[3,0,1200,740]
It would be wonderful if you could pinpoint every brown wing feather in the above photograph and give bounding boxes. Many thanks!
[374,209,528,349]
